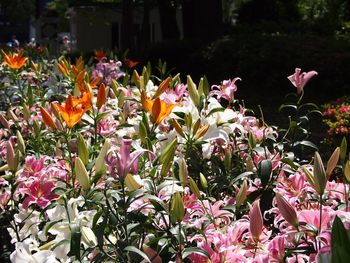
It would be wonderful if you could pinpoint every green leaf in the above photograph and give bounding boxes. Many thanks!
[258,160,272,187]
[331,216,350,263]
[69,223,81,261]
[299,140,318,150]
[124,246,151,263]
[182,247,210,260]
[279,104,297,112]
[231,171,254,185]
[96,111,111,123]
[281,158,298,170]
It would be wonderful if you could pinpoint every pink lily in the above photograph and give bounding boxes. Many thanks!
[106,138,154,181]
[287,68,318,94]
[209,77,241,101]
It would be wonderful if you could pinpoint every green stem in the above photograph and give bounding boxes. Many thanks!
[318,194,323,252]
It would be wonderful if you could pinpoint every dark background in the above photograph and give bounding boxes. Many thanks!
[1,0,350,123]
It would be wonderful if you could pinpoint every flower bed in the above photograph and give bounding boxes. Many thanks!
[0,48,350,262]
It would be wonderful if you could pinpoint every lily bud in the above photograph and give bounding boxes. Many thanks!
[326,147,340,179]
[187,75,200,107]
[192,119,201,135]
[16,130,25,154]
[7,108,18,122]
[189,176,201,199]
[199,173,208,189]
[275,192,299,228]
[22,104,30,121]
[96,83,107,109]
[246,157,255,172]
[153,77,171,99]
[33,120,41,137]
[95,139,111,174]
[50,102,61,121]
[75,157,90,191]
[0,113,9,129]
[344,160,350,182]
[313,152,327,195]
[6,141,15,172]
[236,180,248,208]
[249,199,263,241]
[40,106,56,130]
[178,157,189,185]
[81,226,97,247]
[77,134,89,166]
[193,125,209,140]
[159,138,177,176]
[171,192,185,223]
[173,119,185,138]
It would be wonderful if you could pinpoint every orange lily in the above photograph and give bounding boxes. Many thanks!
[75,70,101,93]
[141,91,176,124]
[94,50,107,61]
[57,57,85,79]
[55,92,92,128]
[124,58,139,69]
[2,50,28,70]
